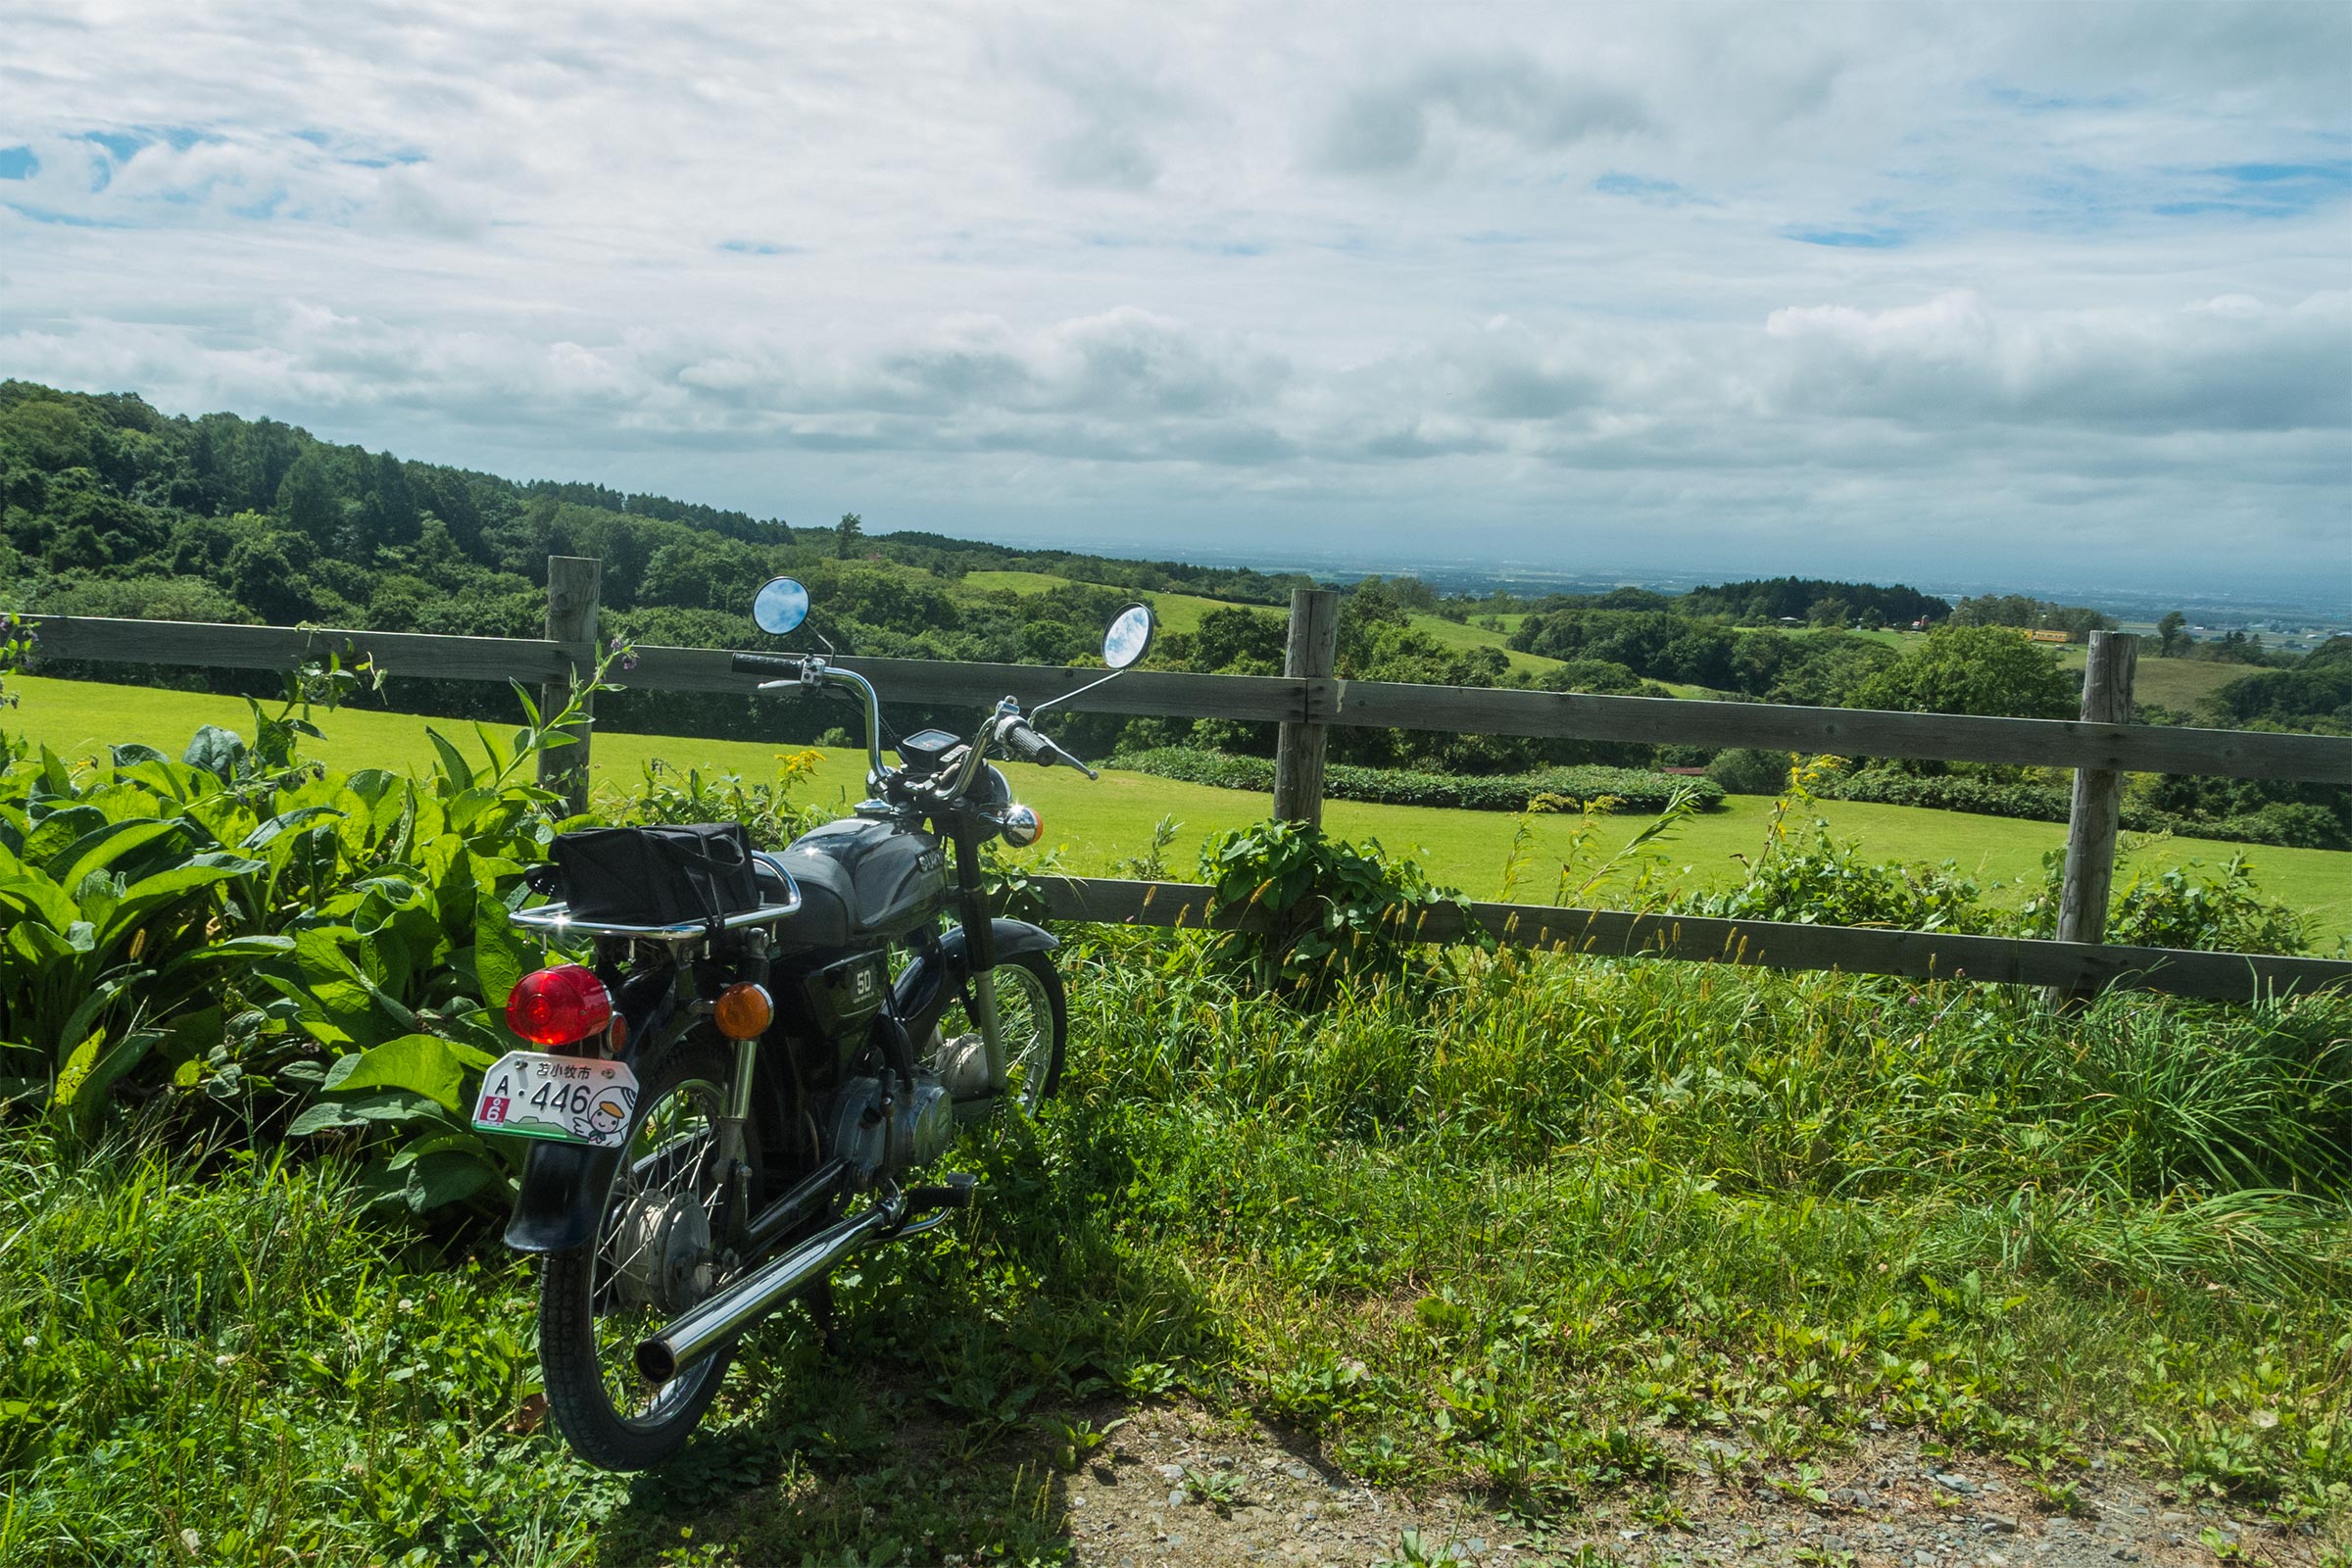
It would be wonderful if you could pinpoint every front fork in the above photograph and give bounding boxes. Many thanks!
[710,930,770,1241]
[951,825,1010,1096]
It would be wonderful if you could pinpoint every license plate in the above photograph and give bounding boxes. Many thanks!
[471,1051,640,1149]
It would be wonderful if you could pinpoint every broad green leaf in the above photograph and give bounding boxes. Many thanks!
[367,1148,503,1213]
[52,1028,103,1105]
[182,724,247,779]
[472,887,537,1010]
[285,1089,455,1136]
[49,817,187,891]
[424,727,474,792]
[321,1033,467,1110]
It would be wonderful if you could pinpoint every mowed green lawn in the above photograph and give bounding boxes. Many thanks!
[14,672,2349,939]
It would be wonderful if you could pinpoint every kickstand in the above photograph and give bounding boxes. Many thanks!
[804,1277,847,1359]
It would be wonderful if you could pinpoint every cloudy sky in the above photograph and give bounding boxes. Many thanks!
[3,2,2347,600]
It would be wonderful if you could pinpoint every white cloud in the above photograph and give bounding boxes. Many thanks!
[0,0,2345,596]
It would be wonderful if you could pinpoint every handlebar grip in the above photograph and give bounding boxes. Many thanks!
[1003,717,1098,779]
[1002,718,1054,763]
[731,653,805,678]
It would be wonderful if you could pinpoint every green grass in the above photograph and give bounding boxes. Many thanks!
[8,938,2350,1561]
[12,672,2349,940]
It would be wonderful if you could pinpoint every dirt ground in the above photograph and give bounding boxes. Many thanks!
[1014,1403,2329,1568]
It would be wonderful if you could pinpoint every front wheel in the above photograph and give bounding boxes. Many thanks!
[937,950,1066,1118]
[539,1034,755,1471]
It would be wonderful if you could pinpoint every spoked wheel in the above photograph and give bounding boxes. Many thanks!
[934,950,1067,1119]
[539,1036,758,1471]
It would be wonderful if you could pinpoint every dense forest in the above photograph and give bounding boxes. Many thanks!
[2,379,2344,845]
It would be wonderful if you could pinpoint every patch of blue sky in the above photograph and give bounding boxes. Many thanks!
[1982,82,2134,113]
[1,203,126,228]
[2150,159,2350,221]
[0,147,36,180]
[80,129,146,161]
[1780,224,1905,248]
[293,127,427,168]
[717,239,795,255]
[1593,172,1702,206]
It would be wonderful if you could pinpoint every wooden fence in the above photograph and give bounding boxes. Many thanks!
[22,558,2352,1004]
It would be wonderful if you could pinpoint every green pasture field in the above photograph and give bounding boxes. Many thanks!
[2050,645,2248,711]
[13,672,2349,938]
[958,570,1245,638]
[1396,611,1566,679]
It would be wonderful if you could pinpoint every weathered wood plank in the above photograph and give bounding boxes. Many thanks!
[1328,679,2351,783]
[24,614,580,685]
[1025,876,2352,1003]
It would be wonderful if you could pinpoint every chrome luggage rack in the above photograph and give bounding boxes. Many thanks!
[509,877,804,941]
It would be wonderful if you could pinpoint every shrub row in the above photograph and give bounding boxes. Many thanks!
[1814,767,2349,851]
[1108,746,1724,813]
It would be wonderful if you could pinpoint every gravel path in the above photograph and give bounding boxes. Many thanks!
[1028,1404,2329,1568]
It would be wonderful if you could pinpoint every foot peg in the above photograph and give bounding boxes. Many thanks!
[904,1171,979,1215]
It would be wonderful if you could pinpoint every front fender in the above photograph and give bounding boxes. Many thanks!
[894,918,1057,1045]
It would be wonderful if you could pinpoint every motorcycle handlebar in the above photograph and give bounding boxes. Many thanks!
[731,652,806,679]
[1001,717,1099,780]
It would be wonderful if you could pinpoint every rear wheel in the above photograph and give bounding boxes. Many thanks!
[539,1034,757,1471]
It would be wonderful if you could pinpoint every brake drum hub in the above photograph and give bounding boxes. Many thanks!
[612,1191,712,1311]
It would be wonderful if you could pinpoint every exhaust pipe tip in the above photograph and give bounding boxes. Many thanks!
[635,1340,680,1386]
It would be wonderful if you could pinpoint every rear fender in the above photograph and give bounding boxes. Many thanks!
[502,969,677,1254]
[893,918,1057,1045]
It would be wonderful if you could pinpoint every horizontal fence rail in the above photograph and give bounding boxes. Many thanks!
[22,593,2352,1005]
[24,613,2352,785]
[1030,878,2352,1004]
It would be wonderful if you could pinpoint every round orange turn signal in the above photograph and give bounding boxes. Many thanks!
[712,982,773,1040]
[1002,803,1044,849]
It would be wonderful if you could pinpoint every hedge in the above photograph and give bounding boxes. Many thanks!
[1107,748,1724,814]
[1818,767,2348,851]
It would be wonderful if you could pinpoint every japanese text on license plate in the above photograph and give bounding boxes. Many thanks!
[471,1052,639,1149]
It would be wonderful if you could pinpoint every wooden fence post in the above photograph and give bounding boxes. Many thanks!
[2052,630,2139,989]
[539,555,602,816]
[1271,588,1340,826]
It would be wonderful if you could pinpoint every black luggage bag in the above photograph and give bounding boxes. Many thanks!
[548,823,762,926]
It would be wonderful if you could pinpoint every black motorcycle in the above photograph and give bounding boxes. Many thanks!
[470,576,1152,1469]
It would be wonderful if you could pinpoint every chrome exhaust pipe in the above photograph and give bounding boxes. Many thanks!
[635,1200,896,1385]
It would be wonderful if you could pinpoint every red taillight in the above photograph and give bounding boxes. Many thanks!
[506,964,614,1047]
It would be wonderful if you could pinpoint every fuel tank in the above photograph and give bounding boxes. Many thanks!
[770,816,948,948]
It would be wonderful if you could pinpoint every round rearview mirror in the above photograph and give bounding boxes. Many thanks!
[752,577,809,636]
[1102,604,1154,669]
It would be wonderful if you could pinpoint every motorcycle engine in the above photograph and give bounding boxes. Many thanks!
[823,1074,953,1181]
